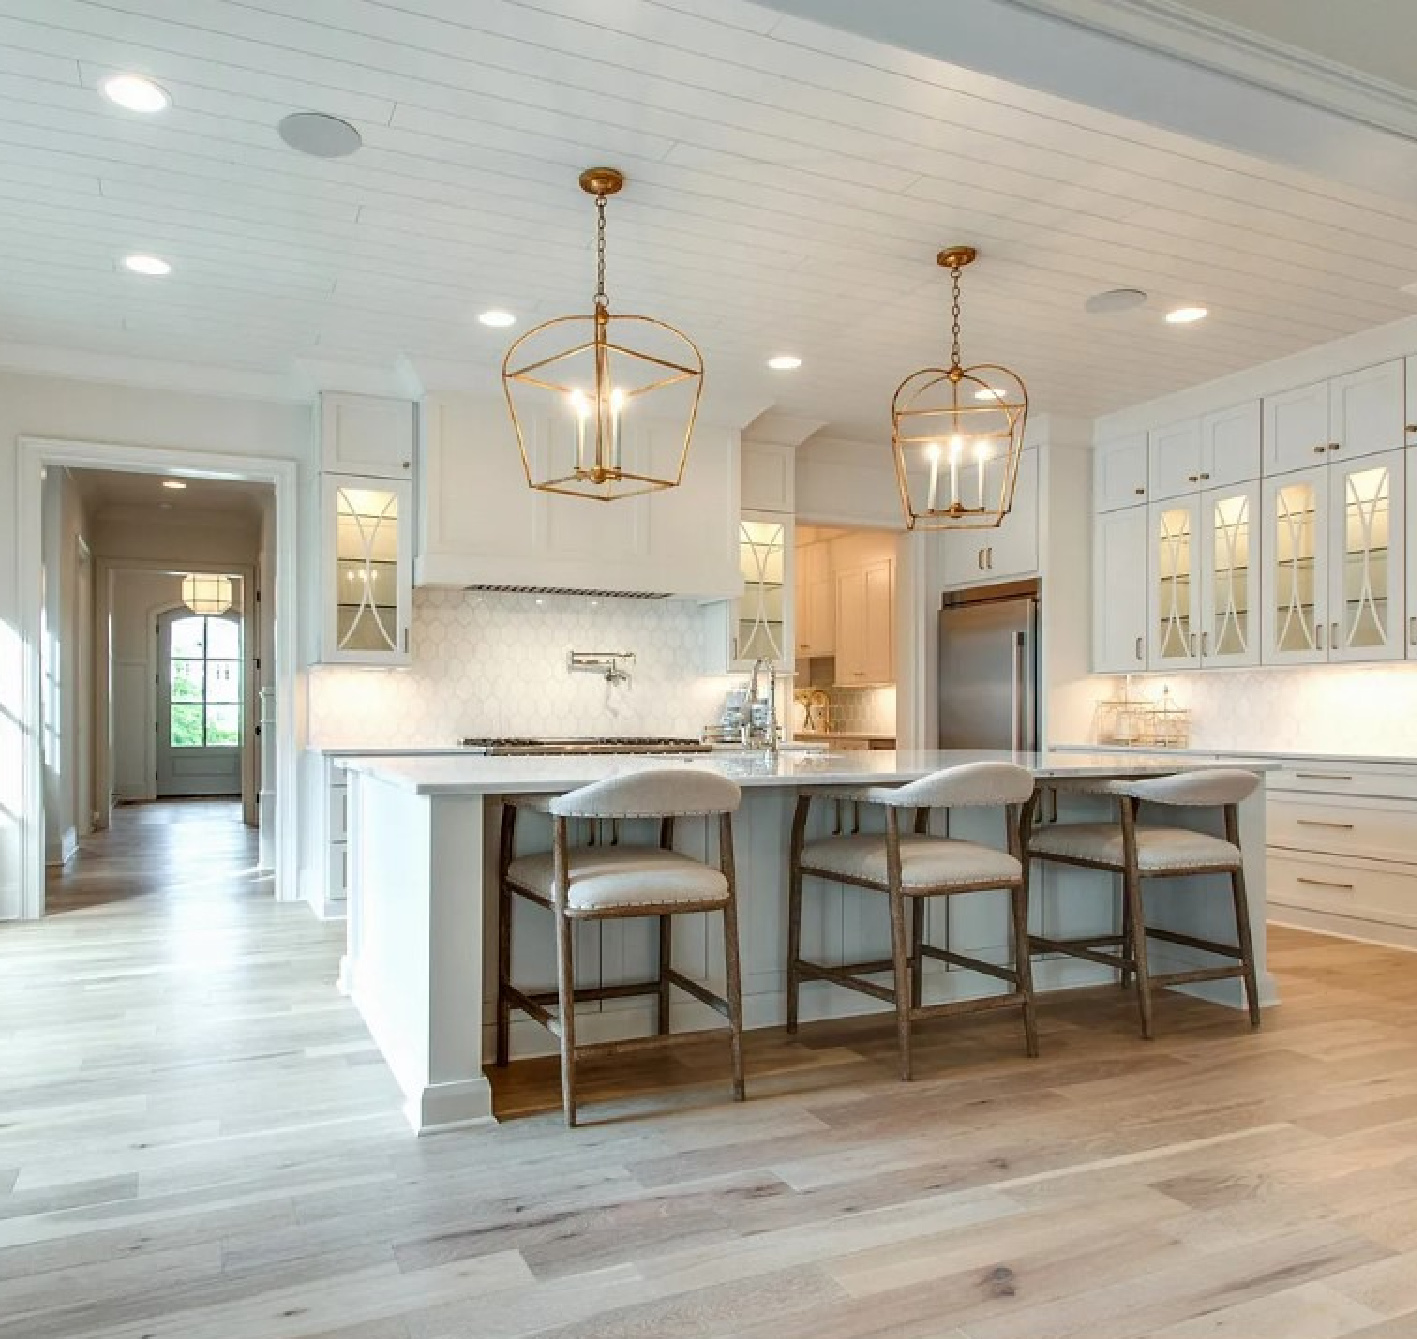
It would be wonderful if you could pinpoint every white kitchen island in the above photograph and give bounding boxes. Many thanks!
[340,749,1273,1133]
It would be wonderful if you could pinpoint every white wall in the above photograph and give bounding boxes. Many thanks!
[0,368,313,919]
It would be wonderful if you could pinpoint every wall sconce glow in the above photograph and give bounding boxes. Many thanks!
[767,355,802,370]
[124,254,172,276]
[1165,306,1208,324]
[101,74,171,113]
[182,573,233,615]
[478,310,516,328]
[161,479,187,490]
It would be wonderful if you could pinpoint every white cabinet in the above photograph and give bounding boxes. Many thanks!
[706,514,793,673]
[1147,496,1201,669]
[1197,481,1261,668]
[741,441,795,513]
[416,392,740,598]
[835,557,894,685]
[320,392,415,479]
[1261,450,1405,665]
[939,448,1038,586]
[1406,356,1416,450]
[1264,362,1405,475]
[1094,433,1148,512]
[320,474,412,665]
[1091,505,1148,673]
[794,540,835,659]
[1148,403,1260,502]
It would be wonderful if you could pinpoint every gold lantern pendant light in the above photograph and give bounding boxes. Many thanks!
[182,572,233,615]
[891,246,1028,530]
[501,167,705,502]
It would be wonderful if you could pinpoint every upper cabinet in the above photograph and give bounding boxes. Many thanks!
[1094,432,1148,512]
[1092,505,1148,673]
[1147,403,1260,502]
[835,556,894,686]
[416,392,741,599]
[706,514,792,673]
[741,441,795,514]
[938,448,1039,587]
[1406,357,1417,450]
[320,392,415,479]
[794,539,835,659]
[320,474,412,665]
[1264,360,1405,475]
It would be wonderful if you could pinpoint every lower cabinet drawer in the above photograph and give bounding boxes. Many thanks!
[1269,796,1417,863]
[1270,765,1417,801]
[1268,850,1417,930]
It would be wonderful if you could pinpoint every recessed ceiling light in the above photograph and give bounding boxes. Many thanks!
[767,355,802,370]
[100,74,170,113]
[1085,287,1148,315]
[162,479,187,490]
[1165,305,1208,324]
[973,387,1005,401]
[124,254,172,276]
[478,310,516,328]
[278,112,363,158]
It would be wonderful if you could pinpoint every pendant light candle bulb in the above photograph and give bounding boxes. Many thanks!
[609,386,625,471]
[949,436,963,508]
[925,442,941,513]
[569,389,591,473]
[975,440,988,507]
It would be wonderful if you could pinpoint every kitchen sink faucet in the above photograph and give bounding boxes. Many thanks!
[742,658,781,754]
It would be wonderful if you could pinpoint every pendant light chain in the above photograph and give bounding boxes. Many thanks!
[593,192,609,310]
[948,260,963,371]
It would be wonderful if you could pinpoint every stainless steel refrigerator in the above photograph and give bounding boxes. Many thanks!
[938,579,1040,753]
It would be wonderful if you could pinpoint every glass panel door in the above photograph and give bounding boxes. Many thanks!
[1330,451,1405,662]
[1263,468,1327,663]
[335,484,400,654]
[735,518,787,664]
[1150,501,1198,666]
[1201,483,1259,666]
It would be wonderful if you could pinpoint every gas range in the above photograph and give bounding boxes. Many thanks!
[457,736,711,756]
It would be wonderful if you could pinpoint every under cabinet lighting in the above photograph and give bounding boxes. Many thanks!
[161,479,187,490]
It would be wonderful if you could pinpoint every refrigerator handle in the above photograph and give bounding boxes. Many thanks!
[1012,630,1026,753]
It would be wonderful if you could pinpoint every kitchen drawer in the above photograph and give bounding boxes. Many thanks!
[329,781,349,842]
[1268,850,1417,930]
[1268,795,1417,863]
[1269,763,1417,801]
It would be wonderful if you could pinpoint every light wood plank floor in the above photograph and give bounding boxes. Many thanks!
[5,802,1417,1338]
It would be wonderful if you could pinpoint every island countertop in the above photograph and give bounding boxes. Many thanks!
[341,747,1274,796]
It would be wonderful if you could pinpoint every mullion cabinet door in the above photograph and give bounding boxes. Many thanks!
[1262,466,1328,665]
[1328,450,1405,663]
[1199,481,1261,668]
[1147,497,1202,669]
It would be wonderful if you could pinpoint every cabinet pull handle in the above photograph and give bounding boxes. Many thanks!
[1313,444,1327,455]
[977,548,985,570]
[1330,621,1339,650]
[1134,487,1146,496]
[1316,621,1325,651]
[987,547,994,569]
[1407,425,1417,434]
[1187,474,1198,483]
[1409,615,1416,646]
[1199,472,1210,480]
[1189,632,1198,656]
[1296,819,1356,830]
[1327,442,1341,452]
[1296,876,1355,890]
[1134,636,1144,661]
[1294,772,1353,781]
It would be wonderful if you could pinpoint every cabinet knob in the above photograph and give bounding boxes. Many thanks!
[402,460,411,470]
[1134,487,1145,496]
[1198,472,1210,480]
[1187,474,1198,483]
[1406,425,1417,435]
[1312,445,1327,455]
[1327,443,1341,452]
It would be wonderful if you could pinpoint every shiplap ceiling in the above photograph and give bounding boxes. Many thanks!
[72,466,271,521]
[2,0,1417,437]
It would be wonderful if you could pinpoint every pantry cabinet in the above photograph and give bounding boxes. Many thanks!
[1091,505,1148,672]
[319,474,413,665]
[1263,360,1405,475]
[794,539,835,659]
[835,557,894,685]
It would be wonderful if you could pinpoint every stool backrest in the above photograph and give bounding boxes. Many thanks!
[547,767,742,819]
[1107,768,1259,807]
[865,761,1035,810]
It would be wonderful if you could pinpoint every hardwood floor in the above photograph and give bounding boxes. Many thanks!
[5,802,1417,1338]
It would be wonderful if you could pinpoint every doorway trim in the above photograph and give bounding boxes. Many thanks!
[17,437,299,918]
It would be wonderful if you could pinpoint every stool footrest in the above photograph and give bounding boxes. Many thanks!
[1029,934,1131,972]
[1149,965,1244,987]
[572,1028,733,1061]
[664,968,731,1020]
[918,943,1018,984]
[521,981,660,1007]
[911,991,1027,1022]
[1144,926,1244,958]
[794,959,895,1004]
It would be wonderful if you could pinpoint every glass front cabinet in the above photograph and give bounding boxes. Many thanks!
[321,473,413,665]
[705,513,793,674]
[1147,498,1200,668]
[1262,450,1405,665]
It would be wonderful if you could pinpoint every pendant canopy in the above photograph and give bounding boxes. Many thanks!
[890,247,1029,531]
[501,167,704,502]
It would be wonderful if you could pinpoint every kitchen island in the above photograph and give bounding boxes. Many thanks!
[340,749,1273,1132]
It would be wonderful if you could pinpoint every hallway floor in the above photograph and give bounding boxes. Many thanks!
[3,803,1417,1337]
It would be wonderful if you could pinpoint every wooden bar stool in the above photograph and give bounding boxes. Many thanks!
[496,768,744,1127]
[1024,769,1262,1039]
[786,761,1039,1081]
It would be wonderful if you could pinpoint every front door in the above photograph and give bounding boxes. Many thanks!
[157,610,242,797]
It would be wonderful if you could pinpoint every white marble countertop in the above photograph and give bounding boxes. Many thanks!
[1052,743,1417,769]
[342,748,1275,796]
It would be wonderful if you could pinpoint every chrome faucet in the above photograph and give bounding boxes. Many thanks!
[741,658,780,754]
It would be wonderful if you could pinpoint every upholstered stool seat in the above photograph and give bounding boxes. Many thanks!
[1024,768,1262,1039]
[496,767,745,1127]
[1025,824,1240,873]
[787,761,1040,1081]
[798,834,1023,890]
[507,847,729,913]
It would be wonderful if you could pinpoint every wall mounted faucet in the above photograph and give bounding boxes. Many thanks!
[568,650,636,686]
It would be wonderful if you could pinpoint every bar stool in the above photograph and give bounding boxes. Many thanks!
[1024,769,1262,1039]
[786,761,1038,1081]
[496,768,744,1127]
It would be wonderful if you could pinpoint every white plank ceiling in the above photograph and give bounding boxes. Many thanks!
[2,0,1416,435]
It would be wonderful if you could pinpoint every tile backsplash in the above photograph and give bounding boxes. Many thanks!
[1103,667,1417,757]
[307,588,736,747]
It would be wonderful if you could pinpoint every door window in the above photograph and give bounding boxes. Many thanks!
[168,615,242,747]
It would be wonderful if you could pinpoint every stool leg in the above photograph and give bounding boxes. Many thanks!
[1011,881,1040,1059]
[554,907,579,1127]
[910,896,925,1011]
[656,914,672,1036]
[785,796,809,1036]
[723,904,745,1102]
[496,881,512,1067]
[1123,867,1154,1040]
[1231,865,1262,1029]
[1118,873,1134,990]
[889,887,913,1081]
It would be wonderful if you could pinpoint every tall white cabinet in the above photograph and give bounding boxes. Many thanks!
[1092,505,1148,672]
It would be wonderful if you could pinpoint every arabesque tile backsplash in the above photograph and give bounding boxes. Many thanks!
[308,589,737,747]
[1107,667,1417,757]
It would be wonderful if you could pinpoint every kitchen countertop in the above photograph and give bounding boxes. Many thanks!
[1052,743,1417,768]
[342,748,1275,797]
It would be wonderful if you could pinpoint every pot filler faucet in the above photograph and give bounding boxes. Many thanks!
[742,657,781,753]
